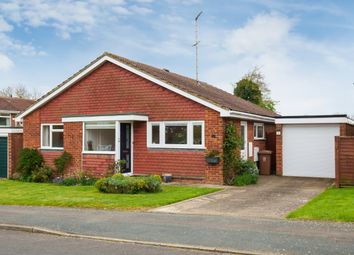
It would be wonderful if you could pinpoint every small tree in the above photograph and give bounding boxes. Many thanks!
[234,67,277,112]
[223,122,242,185]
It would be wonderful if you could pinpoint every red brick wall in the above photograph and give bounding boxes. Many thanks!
[64,122,82,172]
[275,124,283,176]
[22,62,226,183]
[7,133,23,177]
[335,136,354,187]
[83,154,115,178]
[41,151,62,169]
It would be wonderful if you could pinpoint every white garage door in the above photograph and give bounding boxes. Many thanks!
[283,124,340,178]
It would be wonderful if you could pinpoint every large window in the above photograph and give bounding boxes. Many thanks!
[41,124,64,149]
[0,114,10,127]
[254,123,265,139]
[147,121,204,149]
[84,122,115,153]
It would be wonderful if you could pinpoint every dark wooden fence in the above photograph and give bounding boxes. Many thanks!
[335,136,354,187]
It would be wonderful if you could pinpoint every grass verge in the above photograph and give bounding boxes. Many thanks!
[0,180,221,210]
[287,187,354,222]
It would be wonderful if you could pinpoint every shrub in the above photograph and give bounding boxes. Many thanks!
[233,172,258,186]
[238,159,259,176]
[16,148,43,180]
[233,160,259,186]
[54,151,72,176]
[31,165,53,183]
[223,123,242,185]
[62,177,78,186]
[60,170,97,186]
[95,175,162,194]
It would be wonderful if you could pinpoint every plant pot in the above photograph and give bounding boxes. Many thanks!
[162,174,172,183]
[206,156,220,165]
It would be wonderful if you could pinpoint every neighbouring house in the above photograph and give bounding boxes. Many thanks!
[15,52,278,184]
[0,96,34,178]
[275,115,354,179]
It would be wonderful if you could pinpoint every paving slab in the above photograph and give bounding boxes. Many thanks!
[152,176,332,218]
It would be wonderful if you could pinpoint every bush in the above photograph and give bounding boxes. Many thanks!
[31,165,53,183]
[95,175,162,194]
[233,172,258,186]
[16,148,43,180]
[60,170,97,186]
[233,160,259,186]
[62,177,78,186]
[54,151,72,176]
[238,160,259,176]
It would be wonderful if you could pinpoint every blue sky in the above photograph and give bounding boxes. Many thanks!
[0,0,353,115]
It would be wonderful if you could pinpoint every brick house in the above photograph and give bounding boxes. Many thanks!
[0,96,34,178]
[15,52,277,184]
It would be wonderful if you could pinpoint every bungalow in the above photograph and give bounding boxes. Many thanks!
[15,52,277,184]
[0,96,34,178]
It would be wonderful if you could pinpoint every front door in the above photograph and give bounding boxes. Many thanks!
[120,123,131,174]
[240,122,248,160]
[0,137,8,178]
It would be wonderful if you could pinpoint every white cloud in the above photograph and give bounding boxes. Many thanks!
[0,53,14,71]
[224,13,293,55]
[0,16,12,32]
[203,12,354,115]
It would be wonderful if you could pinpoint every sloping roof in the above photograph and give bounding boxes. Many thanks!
[0,96,34,112]
[19,52,278,120]
[106,53,278,118]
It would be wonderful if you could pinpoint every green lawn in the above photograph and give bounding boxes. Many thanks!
[287,187,354,222]
[0,180,220,210]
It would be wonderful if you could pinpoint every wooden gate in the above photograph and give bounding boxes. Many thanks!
[335,136,354,187]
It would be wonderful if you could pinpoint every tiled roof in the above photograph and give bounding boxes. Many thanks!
[106,53,278,118]
[0,96,34,112]
[33,52,279,118]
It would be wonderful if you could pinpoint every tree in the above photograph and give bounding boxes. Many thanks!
[234,67,277,112]
[0,85,39,100]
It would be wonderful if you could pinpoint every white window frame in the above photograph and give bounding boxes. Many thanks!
[254,123,265,140]
[82,121,116,155]
[0,114,10,127]
[147,121,205,149]
[41,123,64,150]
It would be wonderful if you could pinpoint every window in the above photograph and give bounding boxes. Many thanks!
[254,123,265,139]
[165,124,187,144]
[0,114,10,127]
[41,124,64,149]
[84,122,115,152]
[151,124,160,144]
[147,121,204,149]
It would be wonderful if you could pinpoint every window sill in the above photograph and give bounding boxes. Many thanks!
[40,148,64,151]
[82,151,116,155]
[147,145,206,150]
[254,138,266,141]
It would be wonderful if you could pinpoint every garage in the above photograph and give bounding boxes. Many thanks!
[0,136,8,178]
[276,115,354,178]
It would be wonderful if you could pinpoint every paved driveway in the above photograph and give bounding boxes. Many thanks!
[152,176,332,218]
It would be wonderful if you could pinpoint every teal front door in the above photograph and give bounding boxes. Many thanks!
[0,137,7,178]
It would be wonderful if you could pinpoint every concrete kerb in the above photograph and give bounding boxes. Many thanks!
[0,223,277,255]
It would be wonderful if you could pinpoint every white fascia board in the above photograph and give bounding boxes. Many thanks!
[62,114,148,123]
[0,128,23,135]
[275,117,350,125]
[223,110,275,123]
[0,110,20,114]
[16,55,229,122]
